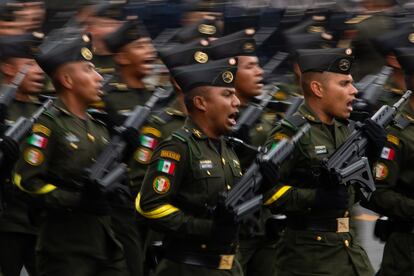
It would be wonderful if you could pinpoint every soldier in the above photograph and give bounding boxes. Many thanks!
[137,58,243,276]
[0,32,44,276]
[362,47,414,276]
[263,48,383,275]
[12,31,129,276]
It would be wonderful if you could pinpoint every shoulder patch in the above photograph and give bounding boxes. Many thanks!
[140,135,158,149]
[387,134,400,146]
[32,123,51,136]
[27,134,48,149]
[153,176,171,194]
[374,162,388,181]
[160,150,181,162]
[157,159,176,175]
[274,132,289,141]
[380,147,395,161]
[24,147,44,166]
[134,147,153,164]
[142,126,161,138]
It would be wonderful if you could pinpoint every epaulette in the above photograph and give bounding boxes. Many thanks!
[152,110,176,125]
[394,115,411,130]
[43,105,61,119]
[281,114,307,131]
[345,15,372,25]
[172,128,192,143]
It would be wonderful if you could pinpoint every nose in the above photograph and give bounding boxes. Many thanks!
[95,70,103,82]
[233,93,241,107]
[256,65,264,77]
[350,83,358,96]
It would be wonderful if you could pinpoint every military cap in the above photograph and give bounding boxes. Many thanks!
[297,48,354,74]
[35,32,93,76]
[90,0,126,20]
[0,32,43,60]
[159,39,210,70]
[284,32,335,55]
[209,28,256,60]
[372,25,414,56]
[171,57,238,92]
[172,17,222,44]
[394,47,414,74]
[103,17,149,53]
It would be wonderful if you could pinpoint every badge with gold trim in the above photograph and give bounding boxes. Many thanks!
[81,47,93,61]
[24,148,44,166]
[194,51,208,63]
[374,162,388,180]
[222,71,233,83]
[153,176,171,194]
[135,147,153,164]
[198,24,216,35]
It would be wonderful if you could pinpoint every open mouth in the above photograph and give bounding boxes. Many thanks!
[346,99,354,112]
[228,111,239,126]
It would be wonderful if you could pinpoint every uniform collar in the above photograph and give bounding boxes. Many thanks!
[54,98,95,121]
[298,102,348,127]
[183,117,209,140]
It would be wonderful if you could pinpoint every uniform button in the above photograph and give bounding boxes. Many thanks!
[227,185,231,190]
[87,133,95,142]
[207,171,211,176]
[222,158,226,165]
[91,158,96,162]
[316,236,322,241]
[344,240,349,247]
[201,244,207,249]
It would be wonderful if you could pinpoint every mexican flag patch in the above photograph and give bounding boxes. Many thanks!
[157,159,176,175]
[27,134,48,148]
[140,135,157,149]
[380,147,395,161]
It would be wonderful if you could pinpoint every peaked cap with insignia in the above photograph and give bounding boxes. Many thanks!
[172,17,222,44]
[297,48,354,74]
[209,28,256,59]
[158,39,210,70]
[394,47,414,74]
[171,57,238,92]
[0,32,43,60]
[35,31,93,76]
[90,0,126,20]
[104,17,150,53]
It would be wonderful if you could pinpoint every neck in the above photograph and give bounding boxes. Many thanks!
[59,91,88,120]
[392,69,406,90]
[120,67,145,89]
[306,97,334,125]
[190,114,220,139]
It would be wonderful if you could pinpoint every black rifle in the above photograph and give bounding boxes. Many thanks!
[322,90,412,199]
[87,87,174,189]
[351,66,393,122]
[262,51,289,82]
[284,97,304,118]
[0,65,30,126]
[232,84,280,137]
[0,98,53,166]
[225,123,311,220]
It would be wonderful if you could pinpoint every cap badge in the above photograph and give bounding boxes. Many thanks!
[339,59,350,72]
[81,47,93,61]
[194,51,208,63]
[222,71,234,83]
[409,33,414,43]
[243,42,255,53]
[198,24,216,35]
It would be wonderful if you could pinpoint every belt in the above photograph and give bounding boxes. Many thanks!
[287,217,350,233]
[164,251,235,270]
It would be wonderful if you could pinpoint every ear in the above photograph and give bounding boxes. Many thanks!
[0,62,17,78]
[193,95,208,112]
[113,51,130,66]
[59,71,74,90]
[309,80,324,99]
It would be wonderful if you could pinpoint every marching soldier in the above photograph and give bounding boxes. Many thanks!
[362,47,414,276]
[263,48,382,275]
[137,58,243,276]
[13,31,129,276]
[0,32,44,276]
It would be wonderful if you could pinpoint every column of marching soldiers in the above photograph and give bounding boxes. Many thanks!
[0,0,414,275]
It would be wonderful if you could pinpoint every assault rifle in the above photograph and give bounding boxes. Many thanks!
[262,51,289,83]
[351,66,393,122]
[0,98,53,166]
[225,123,311,220]
[322,90,412,199]
[0,65,29,126]
[87,87,174,189]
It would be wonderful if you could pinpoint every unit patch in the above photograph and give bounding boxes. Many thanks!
[315,145,327,155]
[24,148,44,166]
[33,124,51,136]
[27,134,48,149]
[153,176,171,194]
[160,150,181,162]
[387,134,400,146]
[374,163,389,180]
[199,160,213,170]
[141,126,161,138]
[140,135,157,149]
[135,147,153,164]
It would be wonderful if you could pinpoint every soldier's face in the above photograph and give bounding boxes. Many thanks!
[321,73,357,120]
[235,56,264,101]
[2,58,44,94]
[121,37,156,78]
[70,62,104,104]
[203,87,240,136]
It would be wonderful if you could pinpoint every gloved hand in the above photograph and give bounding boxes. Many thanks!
[211,199,239,244]
[358,119,386,162]
[257,156,279,193]
[0,136,19,173]
[80,176,110,216]
[313,184,349,210]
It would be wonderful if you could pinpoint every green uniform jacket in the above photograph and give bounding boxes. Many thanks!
[137,118,242,258]
[0,99,41,235]
[13,99,122,258]
[263,103,373,276]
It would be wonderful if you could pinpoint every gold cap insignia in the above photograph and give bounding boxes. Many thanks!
[222,71,234,83]
[308,26,325,33]
[81,47,93,61]
[198,24,216,35]
[338,58,351,71]
[243,42,255,53]
[409,33,414,43]
[194,51,208,63]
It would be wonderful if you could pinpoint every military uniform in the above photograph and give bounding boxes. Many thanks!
[262,48,374,276]
[363,47,414,276]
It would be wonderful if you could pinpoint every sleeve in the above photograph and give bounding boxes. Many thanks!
[13,115,82,209]
[261,123,316,214]
[136,138,213,238]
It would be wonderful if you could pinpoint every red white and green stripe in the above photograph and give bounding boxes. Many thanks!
[140,135,157,149]
[27,134,48,148]
[157,159,176,175]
